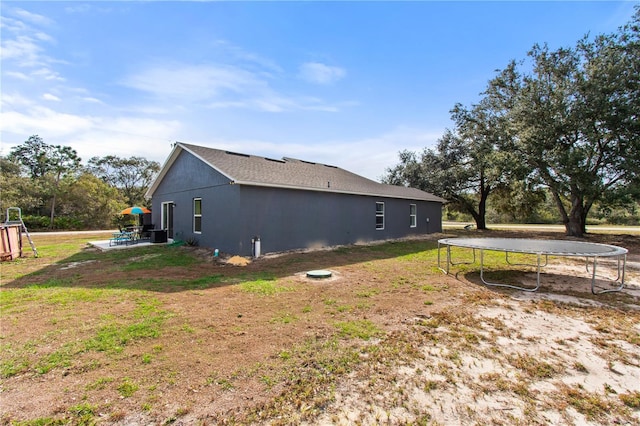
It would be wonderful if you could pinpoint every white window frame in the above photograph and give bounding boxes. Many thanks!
[410,204,417,228]
[193,198,202,234]
[161,201,173,231]
[376,202,385,230]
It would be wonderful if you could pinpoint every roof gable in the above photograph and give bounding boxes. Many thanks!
[146,142,444,202]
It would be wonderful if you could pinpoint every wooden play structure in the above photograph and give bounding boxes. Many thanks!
[1,207,37,261]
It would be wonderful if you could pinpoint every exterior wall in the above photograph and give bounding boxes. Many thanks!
[233,186,442,255]
[150,150,240,246]
[151,151,443,256]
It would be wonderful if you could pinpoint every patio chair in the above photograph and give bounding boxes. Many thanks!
[139,224,154,241]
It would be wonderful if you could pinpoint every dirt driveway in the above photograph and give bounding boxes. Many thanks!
[1,230,639,425]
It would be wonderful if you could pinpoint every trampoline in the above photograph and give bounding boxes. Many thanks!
[438,238,628,294]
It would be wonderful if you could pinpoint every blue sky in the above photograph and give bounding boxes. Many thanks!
[1,1,637,180]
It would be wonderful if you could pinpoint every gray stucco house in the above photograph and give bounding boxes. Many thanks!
[146,142,444,256]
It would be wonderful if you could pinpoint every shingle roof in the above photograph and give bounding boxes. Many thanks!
[147,142,444,202]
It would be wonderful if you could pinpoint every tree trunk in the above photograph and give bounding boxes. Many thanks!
[565,196,585,237]
[475,214,487,230]
[459,197,487,230]
[476,194,488,230]
[549,190,569,225]
[49,193,56,229]
[565,213,584,237]
[475,181,490,230]
[49,172,62,229]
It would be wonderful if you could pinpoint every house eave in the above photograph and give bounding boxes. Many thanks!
[146,142,445,204]
[232,180,445,202]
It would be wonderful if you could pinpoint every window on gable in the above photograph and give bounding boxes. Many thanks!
[410,204,417,228]
[376,202,385,230]
[193,198,202,233]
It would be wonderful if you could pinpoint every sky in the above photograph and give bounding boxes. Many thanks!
[1,1,637,181]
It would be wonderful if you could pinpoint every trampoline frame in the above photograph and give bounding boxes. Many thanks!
[437,238,627,294]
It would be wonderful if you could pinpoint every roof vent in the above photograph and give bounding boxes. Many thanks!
[265,157,286,164]
[225,151,250,158]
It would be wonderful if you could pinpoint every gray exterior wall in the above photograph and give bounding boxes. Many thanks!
[151,151,443,256]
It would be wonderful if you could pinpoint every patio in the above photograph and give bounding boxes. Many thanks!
[88,239,160,251]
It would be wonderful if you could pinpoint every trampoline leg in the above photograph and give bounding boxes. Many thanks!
[450,247,476,266]
[439,243,476,275]
[437,242,451,275]
[591,254,626,295]
[505,252,549,268]
[586,255,625,281]
[479,250,541,292]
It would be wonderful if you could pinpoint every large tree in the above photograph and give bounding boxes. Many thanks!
[8,135,82,228]
[385,8,639,236]
[87,155,160,207]
[60,173,126,229]
[0,157,42,219]
[384,84,515,229]
[7,135,52,179]
[508,11,639,237]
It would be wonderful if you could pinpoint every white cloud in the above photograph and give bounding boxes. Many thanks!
[121,63,265,101]
[212,39,283,75]
[64,4,92,14]
[81,97,105,105]
[42,93,61,101]
[1,15,29,33]
[120,104,176,115]
[69,131,175,164]
[12,8,54,27]
[286,127,439,180]
[74,117,181,162]
[123,61,347,113]
[207,95,326,113]
[204,126,441,181]
[0,100,182,164]
[299,62,346,85]
[0,92,34,108]
[4,71,29,80]
[329,127,441,180]
[33,31,54,43]
[0,35,43,64]
[1,11,57,72]
[94,116,181,140]
[31,67,65,81]
[0,106,93,137]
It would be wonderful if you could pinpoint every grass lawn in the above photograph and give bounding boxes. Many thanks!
[1,230,639,425]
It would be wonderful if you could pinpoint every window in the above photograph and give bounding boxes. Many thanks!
[193,198,202,233]
[162,201,173,231]
[410,204,417,228]
[375,202,385,230]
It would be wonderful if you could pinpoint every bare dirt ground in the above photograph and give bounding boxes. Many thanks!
[1,229,639,425]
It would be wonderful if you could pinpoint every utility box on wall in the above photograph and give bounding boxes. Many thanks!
[151,229,168,243]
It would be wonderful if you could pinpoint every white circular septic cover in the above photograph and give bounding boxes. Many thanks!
[307,270,332,279]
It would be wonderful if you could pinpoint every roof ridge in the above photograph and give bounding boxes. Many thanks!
[149,142,445,203]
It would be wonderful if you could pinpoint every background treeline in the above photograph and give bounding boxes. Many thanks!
[1,135,160,230]
[384,7,639,237]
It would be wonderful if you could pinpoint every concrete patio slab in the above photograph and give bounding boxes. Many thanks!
[89,240,159,251]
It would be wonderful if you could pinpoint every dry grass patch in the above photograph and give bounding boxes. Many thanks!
[1,230,639,425]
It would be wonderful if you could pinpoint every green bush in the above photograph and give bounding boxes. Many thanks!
[21,215,84,230]
[21,215,51,230]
